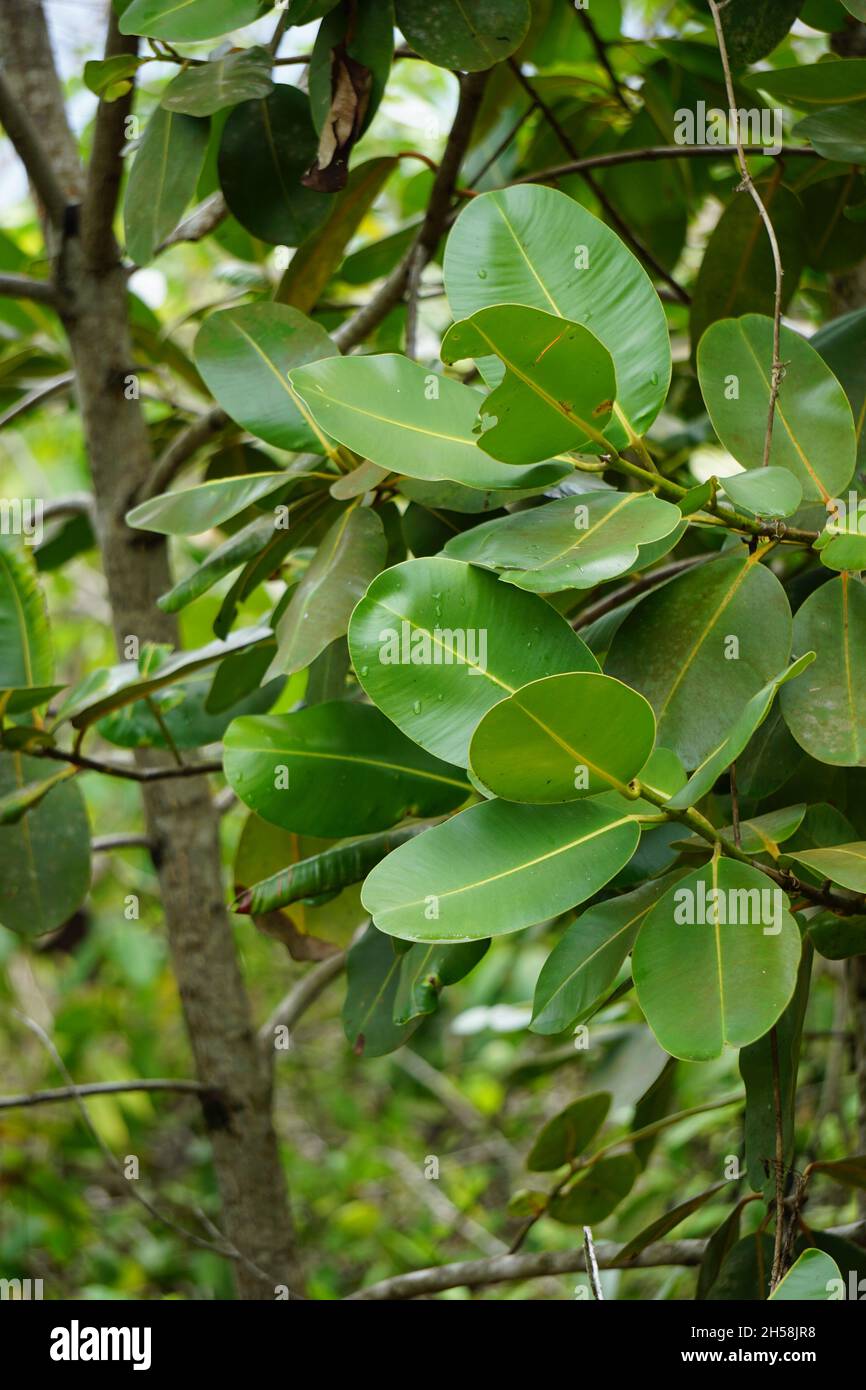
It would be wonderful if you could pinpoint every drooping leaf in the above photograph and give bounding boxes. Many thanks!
[394,0,531,71]
[161,46,274,116]
[83,54,143,100]
[223,700,469,838]
[444,492,683,593]
[217,88,331,246]
[343,925,421,1056]
[393,939,489,1025]
[526,1093,611,1172]
[469,671,656,803]
[443,185,671,445]
[157,516,282,615]
[348,555,599,767]
[606,546,792,769]
[808,1154,866,1190]
[126,472,288,536]
[120,0,262,41]
[633,859,802,1061]
[306,0,393,189]
[0,752,90,939]
[548,1154,639,1224]
[234,824,425,917]
[194,303,338,453]
[0,538,53,689]
[780,575,866,767]
[440,305,616,463]
[697,315,856,503]
[124,107,209,266]
[361,798,641,943]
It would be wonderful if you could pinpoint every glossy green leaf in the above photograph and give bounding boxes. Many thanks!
[0,539,53,689]
[781,575,866,766]
[606,546,792,769]
[813,307,866,471]
[744,59,866,108]
[444,492,683,593]
[633,859,802,1061]
[127,472,287,536]
[815,520,866,572]
[217,88,331,246]
[531,872,685,1036]
[120,0,261,41]
[348,556,599,767]
[668,654,815,810]
[808,910,866,960]
[195,303,337,453]
[124,107,208,266]
[343,925,420,1057]
[161,46,273,116]
[548,1154,638,1224]
[0,752,90,939]
[526,1093,610,1172]
[677,805,807,859]
[393,939,489,1025]
[721,468,803,519]
[469,672,656,803]
[443,185,671,445]
[698,315,856,503]
[788,841,866,891]
[0,685,63,717]
[769,1249,841,1301]
[394,0,530,70]
[224,700,469,838]
[440,305,615,463]
[83,54,142,100]
[361,798,640,943]
[795,104,866,164]
[268,507,385,676]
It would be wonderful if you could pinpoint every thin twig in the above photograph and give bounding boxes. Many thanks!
[0,1078,212,1111]
[91,832,153,852]
[513,144,819,188]
[35,746,222,783]
[583,1226,605,1299]
[258,952,347,1052]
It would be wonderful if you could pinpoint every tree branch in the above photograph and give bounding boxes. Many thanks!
[258,952,346,1053]
[81,13,137,270]
[0,1078,215,1111]
[0,271,56,305]
[515,144,819,188]
[35,746,222,783]
[0,65,70,228]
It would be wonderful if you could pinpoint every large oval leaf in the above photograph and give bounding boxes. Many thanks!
[0,539,53,688]
[527,1093,610,1171]
[444,492,682,592]
[633,859,801,1061]
[787,842,866,892]
[443,185,671,445]
[120,0,261,41]
[606,547,792,769]
[195,304,337,454]
[217,88,331,246]
[348,556,599,767]
[548,1154,639,1224]
[124,107,209,266]
[697,314,856,503]
[223,700,469,837]
[0,752,90,939]
[440,305,616,463]
[769,1249,842,1301]
[469,672,656,803]
[161,46,273,115]
[361,798,641,942]
[394,0,531,71]
[780,574,866,766]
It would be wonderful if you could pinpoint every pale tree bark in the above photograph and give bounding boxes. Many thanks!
[0,0,297,1297]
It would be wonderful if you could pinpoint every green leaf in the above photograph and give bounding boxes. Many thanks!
[697,1201,749,1300]
[194,303,338,453]
[808,909,866,960]
[394,0,531,71]
[124,107,209,267]
[780,575,866,767]
[443,185,671,446]
[126,472,287,536]
[809,1154,866,1190]
[740,940,811,1197]
[267,508,385,676]
[444,492,682,593]
[223,700,469,838]
[618,1182,726,1263]
[690,186,806,350]
[698,315,856,504]
[788,841,866,892]
[711,0,804,67]
[814,307,866,471]
[795,104,866,164]
[815,519,866,573]
[0,764,76,825]
[633,860,802,1061]
[157,515,279,615]
[277,157,396,313]
[606,546,792,769]
[0,686,63,717]
[348,556,598,767]
[469,671,656,803]
[309,0,393,136]
[361,798,641,943]
[721,468,803,519]
[531,872,684,1036]
[83,54,143,100]
[0,539,53,689]
[526,1093,611,1172]
[440,305,616,463]
[676,805,807,858]
[0,752,90,939]
[161,46,273,117]
[120,0,262,42]
[769,1248,842,1301]
[667,655,815,811]
[706,1232,773,1300]
[548,1154,638,1224]
[343,925,420,1057]
[217,88,331,247]
[393,939,489,1025]
[743,58,866,109]
[235,824,426,916]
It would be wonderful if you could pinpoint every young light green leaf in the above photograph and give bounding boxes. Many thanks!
[393,939,489,1026]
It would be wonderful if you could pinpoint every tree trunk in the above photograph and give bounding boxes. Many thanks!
[0,0,297,1298]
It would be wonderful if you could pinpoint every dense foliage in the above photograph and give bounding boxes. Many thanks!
[3,0,866,1302]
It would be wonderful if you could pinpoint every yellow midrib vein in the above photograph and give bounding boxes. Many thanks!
[236,744,468,791]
